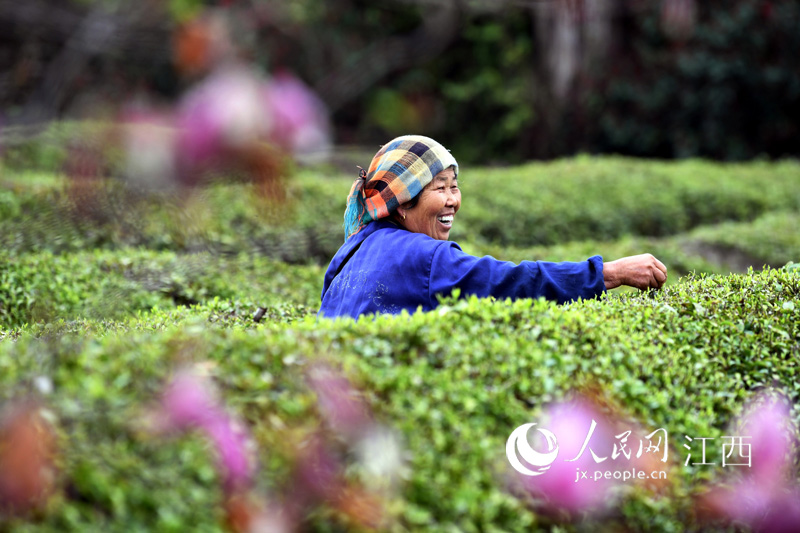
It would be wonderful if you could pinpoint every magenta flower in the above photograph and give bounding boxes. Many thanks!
[307,364,371,439]
[292,436,343,506]
[698,391,800,532]
[740,393,795,484]
[160,369,220,429]
[757,486,800,533]
[263,71,331,159]
[155,369,256,496]
[205,415,255,493]
[516,397,620,516]
[176,65,271,176]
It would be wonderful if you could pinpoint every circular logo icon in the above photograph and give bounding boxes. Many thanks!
[506,423,559,476]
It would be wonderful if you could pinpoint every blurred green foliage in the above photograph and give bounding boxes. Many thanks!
[588,1,800,160]
[2,145,799,258]
[434,15,536,164]
[309,0,800,161]
[5,1,799,162]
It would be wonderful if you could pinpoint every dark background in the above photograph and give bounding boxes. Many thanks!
[1,0,799,164]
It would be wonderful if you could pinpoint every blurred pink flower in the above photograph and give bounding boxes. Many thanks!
[698,391,800,532]
[307,364,371,439]
[160,369,221,429]
[263,71,331,160]
[286,434,387,530]
[740,393,795,484]
[517,396,620,516]
[290,435,343,507]
[701,481,800,532]
[176,64,271,177]
[156,369,257,496]
[205,416,256,493]
[757,487,800,533]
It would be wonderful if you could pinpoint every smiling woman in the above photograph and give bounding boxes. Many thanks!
[318,135,667,319]
[398,166,460,241]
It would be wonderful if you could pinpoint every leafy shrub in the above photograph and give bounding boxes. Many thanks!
[687,211,800,268]
[1,268,798,531]
[4,207,798,331]
[0,249,322,330]
[2,157,799,257]
[463,210,800,279]
[452,156,800,246]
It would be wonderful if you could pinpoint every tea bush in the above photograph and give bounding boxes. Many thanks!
[2,150,799,531]
[1,267,798,531]
[3,157,799,258]
[464,211,800,279]
[0,249,322,330]
[452,157,800,247]
[4,208,797,332]
[687,211,800,268]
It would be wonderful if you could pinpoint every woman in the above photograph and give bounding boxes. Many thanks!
[319,135,667,319]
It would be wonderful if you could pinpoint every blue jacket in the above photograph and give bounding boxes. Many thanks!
[319,221,606,319]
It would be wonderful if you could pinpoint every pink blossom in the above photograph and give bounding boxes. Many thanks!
[740,393,795,484]
[160,369,220,429]
[205,415,255,493]
[307,364,371,438]
[176,65,271,176]
[757,486,800,533]
[698,391,800,531]
[263,71,331,160]
[291,436,343,506]
[156,370,257,495]
[517,397,620,515]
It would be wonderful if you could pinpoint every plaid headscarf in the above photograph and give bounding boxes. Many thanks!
[343,135,458,240]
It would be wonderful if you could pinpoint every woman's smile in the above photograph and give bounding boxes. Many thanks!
[398,167,461,240]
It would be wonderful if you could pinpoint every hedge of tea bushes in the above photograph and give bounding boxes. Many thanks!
[687,211,800,269]
[5,209,799,332]
[0,169,345,262]
[0,249,322,330]
[1,267,799,531]
[3,156,800,259]
[463,211,800,280]
[449,156,800,246]
[461,235,722,282]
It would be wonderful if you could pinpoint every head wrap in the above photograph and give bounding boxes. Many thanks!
[343,135,458,240]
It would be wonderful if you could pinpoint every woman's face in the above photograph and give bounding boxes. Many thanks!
[399,167,461,240]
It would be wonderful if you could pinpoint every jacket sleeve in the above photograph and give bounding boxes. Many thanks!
[428,243,607,305]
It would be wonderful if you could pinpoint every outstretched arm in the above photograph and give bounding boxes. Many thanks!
[429,242,607,305]
[603,254,667,290]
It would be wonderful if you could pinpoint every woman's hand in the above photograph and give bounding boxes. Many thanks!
[603,254,667,290]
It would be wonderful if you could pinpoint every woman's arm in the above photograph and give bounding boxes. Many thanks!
[428,243,607,305]
[603,254,668,290]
